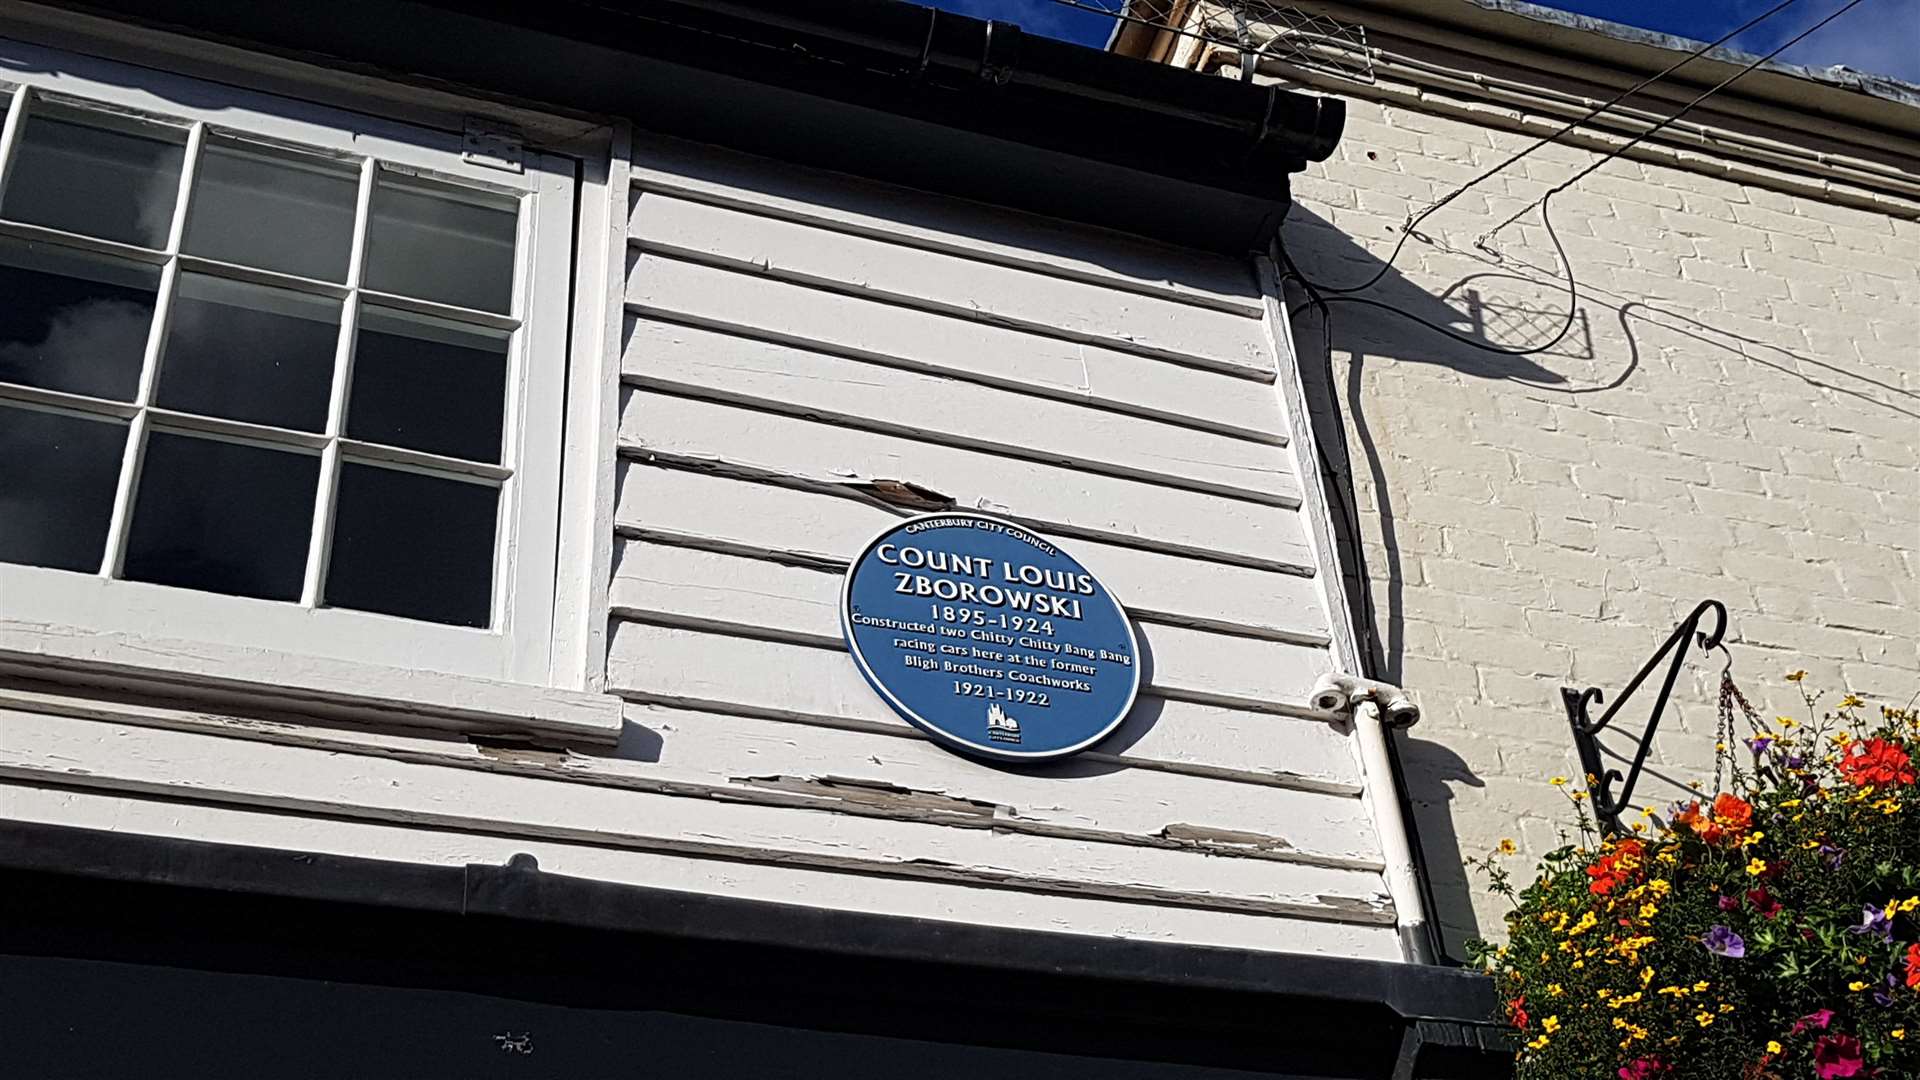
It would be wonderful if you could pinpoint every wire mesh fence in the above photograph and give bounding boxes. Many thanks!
[1048,0,1373,82]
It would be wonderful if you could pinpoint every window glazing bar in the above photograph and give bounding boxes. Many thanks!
[301,155,378,608]
[98,120,205,578]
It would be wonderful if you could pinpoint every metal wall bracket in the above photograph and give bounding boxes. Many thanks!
[1561,599,1727,835]
[462,117,524,172]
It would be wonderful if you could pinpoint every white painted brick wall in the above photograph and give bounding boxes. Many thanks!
[1284,97,1920,955]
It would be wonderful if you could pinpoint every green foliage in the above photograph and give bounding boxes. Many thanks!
[1471,680,1920,1079]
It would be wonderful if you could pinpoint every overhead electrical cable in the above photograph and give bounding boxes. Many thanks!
[1302,0,1805,296]
[1281,0,1868,358]
[1476,0,1870,244]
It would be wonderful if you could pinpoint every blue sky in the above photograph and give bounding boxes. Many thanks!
[915,0,1920,82]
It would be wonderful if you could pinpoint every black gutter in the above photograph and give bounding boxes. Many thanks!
[55,0,1344,250]
[1,820,1501,1031]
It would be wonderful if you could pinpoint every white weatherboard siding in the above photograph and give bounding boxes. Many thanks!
[0,133,1402,959]
[607,138,1397,955]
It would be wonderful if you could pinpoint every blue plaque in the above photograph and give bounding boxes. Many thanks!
[840,512,1140,761]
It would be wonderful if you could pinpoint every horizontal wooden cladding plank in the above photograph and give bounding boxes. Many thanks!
[607,543,1352,787]
[629,192,1273,375]
[627,255,1284,442]
[608,617,1342,779]
[618,391,1310,570]
[0,681,1362,875]
[615,463,1327,640]
[0,710,1391,923]
[627,135,1265,316]
[621,701,1372,850]
[3,784,1401,957]
[611,541,1336,709]
[623,317,1294,504]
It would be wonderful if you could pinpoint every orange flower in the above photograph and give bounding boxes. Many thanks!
[1674,794,1753,845]
[1508,995,1530,1030]
[1587,838,1647,896]
[1906,944,1920,991]
[1838,738,1916,788]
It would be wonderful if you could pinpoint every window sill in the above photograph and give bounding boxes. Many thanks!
[0,623,624,747]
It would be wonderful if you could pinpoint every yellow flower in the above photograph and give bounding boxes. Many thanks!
[1695,1010,1715,1027]
[1542,1016,1560,1034]
[1526,1035,1550,1051]
[1780,716,1798,728]
[1767,1041,1783,1054]
[1550,776,1568,787]
[1546,983,1564,997]
[1840,694,1863,708]
[1899,897,1918,913]
[1849,980,1869,991]
[1746,857,1767,876]
[1894,1029,1906,1041]
[1786,670,1807,682]
[1498,838,1518,856]
[1692,981,1710,993]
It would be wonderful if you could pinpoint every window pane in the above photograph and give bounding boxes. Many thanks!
[0,405,126,572]
[362,176,516,314]
[123,431,317,601]
[346,307,508,463]
[183,140,359,282]
[0,241,158,401]
[156,273,340,432]
[326,463,496,627]
[1,110,184,248]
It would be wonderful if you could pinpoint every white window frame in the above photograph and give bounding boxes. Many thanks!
[0,28,626,742]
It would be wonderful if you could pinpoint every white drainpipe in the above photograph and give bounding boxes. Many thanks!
[1313,672,1435,964]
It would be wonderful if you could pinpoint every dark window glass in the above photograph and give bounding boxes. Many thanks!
[155,274,340,432]
[0,242,158,400]
[1,112,184,248]
[326,463,495,627]
[0,405,126,572]
[123,431,318,601]
[363,176,517,313]
[183,141,359,282]
[346,307,507,462]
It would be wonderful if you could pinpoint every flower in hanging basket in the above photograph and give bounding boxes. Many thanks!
[1812,1032,1865,1078]
[1466,679,1920,1078]
[1838,737,1915,788]
[1701,924,1746,959]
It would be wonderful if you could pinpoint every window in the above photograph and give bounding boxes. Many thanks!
[0,37,588,692]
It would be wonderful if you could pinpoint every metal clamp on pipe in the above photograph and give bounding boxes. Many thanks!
[1309,672,1421,728]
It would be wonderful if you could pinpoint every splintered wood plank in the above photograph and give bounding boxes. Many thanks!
[3,783,1400,956]
[0,711,1392,923]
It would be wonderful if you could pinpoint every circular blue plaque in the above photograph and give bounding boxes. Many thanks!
[840,512,1140,761]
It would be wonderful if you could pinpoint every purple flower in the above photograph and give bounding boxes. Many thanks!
[1819,843,1846,869]
[1701,925,1746,958]
[1848,905,1892,943]
[1746,736,1774,755]
[1786,754,1807,769]
[1873,973,1898,1008]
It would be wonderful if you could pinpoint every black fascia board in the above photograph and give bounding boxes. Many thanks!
[50,0,1345,251]
[1,819,1499,1033]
